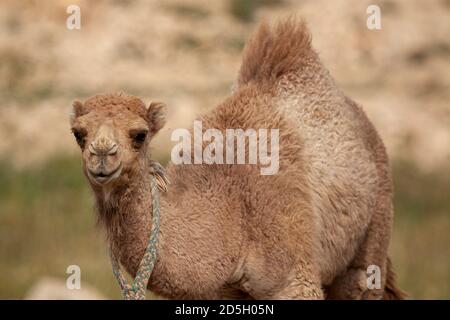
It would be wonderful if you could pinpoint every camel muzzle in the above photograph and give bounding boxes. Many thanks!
[87,162,123,185]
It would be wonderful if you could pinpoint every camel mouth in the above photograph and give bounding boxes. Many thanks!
[87,163,123,185]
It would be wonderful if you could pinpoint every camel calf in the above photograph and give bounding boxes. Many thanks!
[70,18,405,299]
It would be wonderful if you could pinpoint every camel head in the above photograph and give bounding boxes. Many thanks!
[70,93,165,189]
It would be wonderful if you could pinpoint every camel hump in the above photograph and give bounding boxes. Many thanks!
[237,17,315,87]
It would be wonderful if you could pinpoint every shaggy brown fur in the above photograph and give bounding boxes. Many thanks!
[70,18,406,299]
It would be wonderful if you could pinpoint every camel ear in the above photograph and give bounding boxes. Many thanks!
[146,102,166,136]
[70,100,85,123]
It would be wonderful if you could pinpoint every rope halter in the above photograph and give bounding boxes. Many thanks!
[109,161,168,300]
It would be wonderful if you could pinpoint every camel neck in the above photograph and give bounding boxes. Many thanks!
[96,166,154,277]
[94,163,181,298]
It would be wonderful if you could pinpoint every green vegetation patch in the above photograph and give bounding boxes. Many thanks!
[230,0,285,23]
[0,155,448,298]
[0,156,120,299]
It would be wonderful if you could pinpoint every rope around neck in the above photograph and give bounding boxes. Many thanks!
[109,161,168,300]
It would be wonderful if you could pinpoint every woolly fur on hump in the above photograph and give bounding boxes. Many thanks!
[238,17,314,86]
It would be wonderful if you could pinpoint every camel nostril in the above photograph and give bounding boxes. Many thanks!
[88,144,97,156]
[89,142,118,156]
[108,144,118,156]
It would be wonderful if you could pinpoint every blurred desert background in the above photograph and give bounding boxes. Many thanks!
[0,0,449,299]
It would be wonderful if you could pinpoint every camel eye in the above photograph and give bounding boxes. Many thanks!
[134,132,146,143]
[72,129,86,148]
[130,129,148,148]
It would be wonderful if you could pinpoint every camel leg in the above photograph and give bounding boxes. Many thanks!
[327,193,393,300]
[242,261,324,300]
[269,270,324,300]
